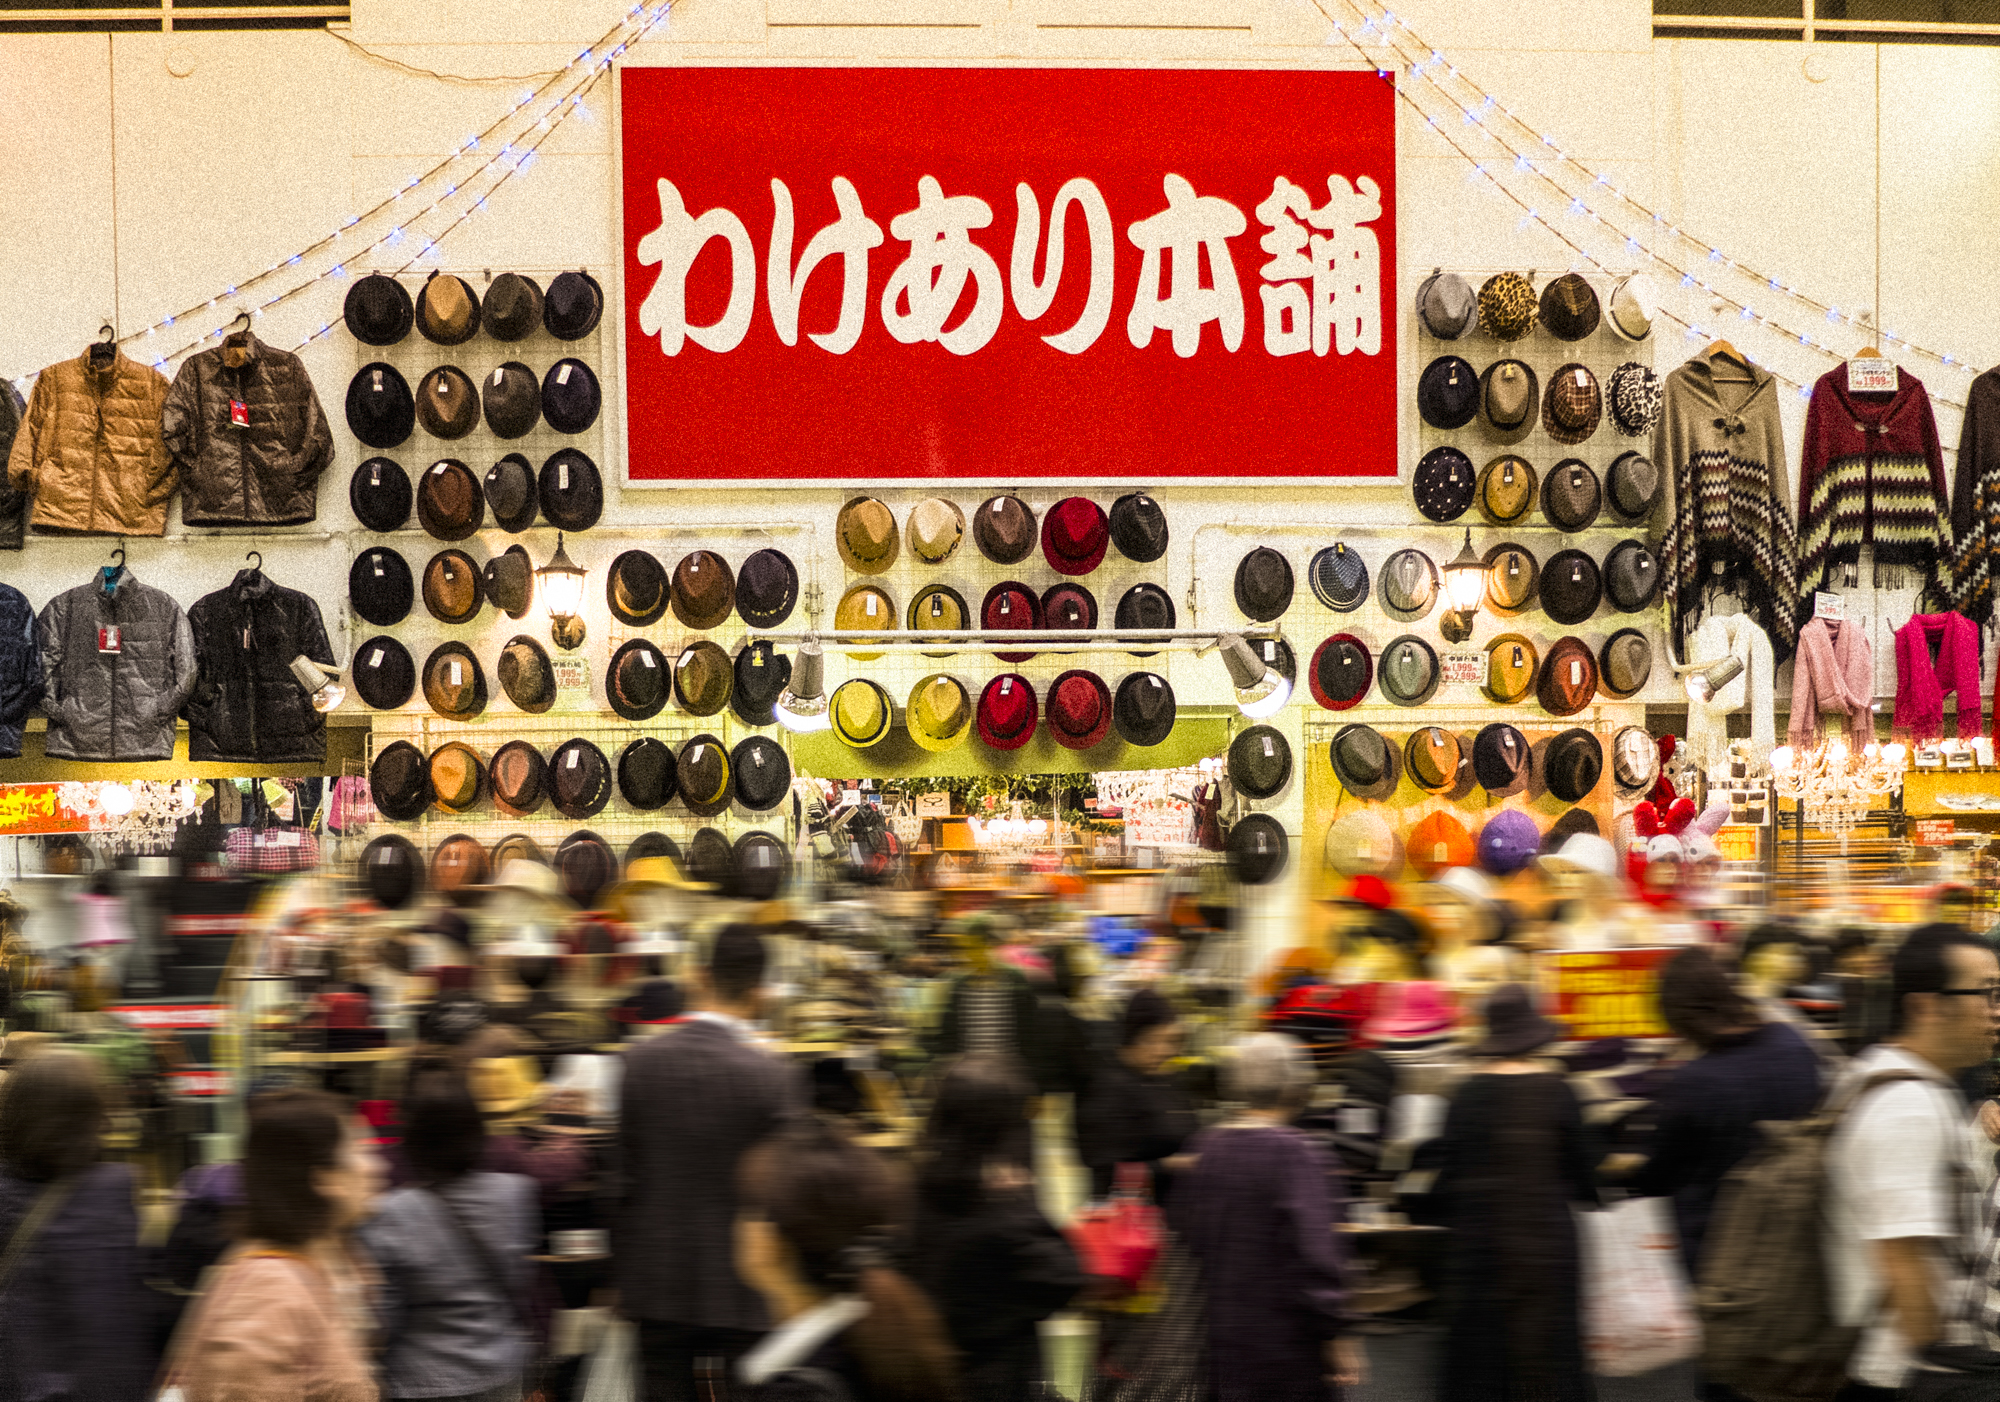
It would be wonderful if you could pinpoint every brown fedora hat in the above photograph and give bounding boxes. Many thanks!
[836,497,899,574]
[489,740,549,815]
[674,640,734,717]
[422,549,485,625]
[422,642,488,720]
[429,741,486,813]
[416,365,480,440]
[415,271,482,346]
[671,550,736,631]
[974,494,1037,565]
[497,634,555,714]
[416,458,485,541]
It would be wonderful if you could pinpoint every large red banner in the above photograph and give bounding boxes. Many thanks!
[618,67,1396,485]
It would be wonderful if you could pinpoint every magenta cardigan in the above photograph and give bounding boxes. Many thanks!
[1893,612,1983,741]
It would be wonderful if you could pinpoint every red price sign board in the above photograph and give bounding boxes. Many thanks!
[0,783,98,837]
[1914,818,1956,846]
[619,66,1397,485]
[1537,948,1678,1040]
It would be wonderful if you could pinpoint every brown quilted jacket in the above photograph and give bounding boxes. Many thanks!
[162,332,334,527]
[5,351,174,535]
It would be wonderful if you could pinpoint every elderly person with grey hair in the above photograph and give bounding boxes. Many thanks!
[1171,1033,1366,1402]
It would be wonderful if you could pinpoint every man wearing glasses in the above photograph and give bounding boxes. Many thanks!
[1826,923,2000,1400]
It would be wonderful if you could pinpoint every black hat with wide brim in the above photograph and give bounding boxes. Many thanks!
[733,832,791,902]
[483,272,544,341]
[732,639,791,727]
[343,273,413,347]
[351,634,416,710]
[550,738,613,819]
[481,361,542,439]
[349,547,414,627]
[544,270,604,341]
[350,457,411,533]
[347,362,416,450]
[361,833,425,908]
[1546,727,1606,804]
[370,740,433,822]
[1234,547,1295,623]
[1114,672,1176,747]
[484,452,539,534]
[1541,549,1604,626]
[1329,723,1399,801]
[1227,813,1290,886]
[737,549,799,629]
[606,638,672,722]
[678,734,733,818]
[607,550,670,627]
[543,358,602,435]
[1228,724,1292,800]
[1109,492,1170,564]
[732,735,792,813]
[616,736,677,812]
[540,449,603,532]
[1473,723,1532,793]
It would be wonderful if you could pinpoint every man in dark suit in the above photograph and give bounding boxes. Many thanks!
[617,924,802,1402]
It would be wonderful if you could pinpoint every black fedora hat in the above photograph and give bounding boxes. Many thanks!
[687,827,733,890]
[483,544,534,620]
[1309,543,1370,613]
[1040,580,1097,634]
[349,547,414,627]
[1472,723,1532,793]
[737,549,799,628]
[497,634,556,714]
[415,271,481,346]
[1109,492,1170,563]
[370,740,433,822]
[540,449,602,531]
[1541,459,1603,533]
[361,833,424,908]
[1114,582,1176,658]
[417,458,485,541]
[483,272,544,342]
[1541,548,1603,626]
[351,634,416,710]
[1114,672,1176,747]
[1308,634,1373,711]
[1414,445,1474,523]
[347,362,416,450]
[1604,539,1660,613]
[625,832,682,869]
[1546,727,1605,804]
[550,738,613,819]
[1329,723,1399,800]
[555,831,619,909]
[343,273,413,346]
[1227,812,1290,886]
[1418,354,1480,430]
[544,269,604,341]
[422,548,485,625]
[732,735,791,813]
[1378,633,1441,707]
[481,361,541,439]
[974,494,1037,565]
[678,734,732,818]
[1474,983,1567,1059]
[543,358,601,435]
[490,739,549,815]
[617,736,677,812]
[349,456,411,533]
[732,639,791,727]
[606,638,672,722]
[422,641,488,720]
[607,550,670,627]
[733,832,790,902]
[1234,547,1294,622]
[1228,724,1292,800]
[484,453,538,533]
[416,365,480,440]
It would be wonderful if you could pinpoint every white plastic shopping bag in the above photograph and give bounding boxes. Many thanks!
[1578,1196,1701,1377]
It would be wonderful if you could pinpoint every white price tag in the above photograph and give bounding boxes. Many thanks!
[1814,590,1845,621]
[449,661,463,684]
[1847,357,1897,393]
[557,362,573,386]
[369,648,385,668]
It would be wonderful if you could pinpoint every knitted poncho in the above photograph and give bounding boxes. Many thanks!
[1797,365,1950,605]
[1657,352,1801,663]
[1950,366,2000,624]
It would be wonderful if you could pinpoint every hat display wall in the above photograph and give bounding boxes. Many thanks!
[1041,497,1109,576]
[484,453,538,533]
[540,450,603,531]
[616,736,677,811]
[671,550,736,631]
[1330,723,1398,800]
[1473,723,1531,792]
[1416,271,1476,339]
[423,642,488,720]
[481,272,544,341]
[1608,365,1662,438]
[1309,634,1373,710]
[1477,455,1536,527]
[1113,583,1175,658]
[1483,633,1539,704]
[347,363,417,450]
[1544,363,1603,445]
[1309,543,1370,612]
[350,457,411,533]
[1379,549,1439,622]
[1048,670,1114,751]
[1540,549,1603,626]
[370,740,433,821]
[606,638,671,721]
[1228,813,1290,886]
[350,548,414,627]
[1483,542,1540,617]
[482,545,534,620]
[731,735,791,812]
[1606,450,1661,521]
[977,673,1039,751]
[1325,808,1403,878]
[544,269,604,341]
[732,639,791,727]
[1538,273,1602,341]
[422,549,485,625]
[1405,726,1464,795]
[1479,359,1540,443]
[1407,811,1474,877]
[1414,446,1474,523]
[983,581,1042,663]
[1546,728,1605,803]
[1109,493,1169,563]
[417,458,485,541]
[542,358,602,435]
[1612,726,1662,796]
[551,738,614,819]
[1606,273,1657,342]
[974,494,1037,565]
[607,550,669,627]
[1228,724,1292,798]
[1114,672,1176,747]
[907,673,973,752]
[1599,628,1654,700]
[417,366,480,440]
[1379,634,1442,706]
[1604,539,1661,613]
[497,634,556,714]
[1477,272,1537,341]
[1538,637,1600,718]
[344,273,414,346]
[416,271,482,345]
[1234,547,1294,622]
[352,635,416,710]
[736,549,799,628]
[481,362,541,439]
[491,739,550,814]
[831,679,895,749]
[1541,459,1603,533]
[906,497,966,565]
[1418,355,1480,430]
[429,741,486,814]
[673,640,734,718]
[837,496,900,574]
[361,833,424,908]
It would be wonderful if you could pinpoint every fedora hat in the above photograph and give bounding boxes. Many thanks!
[1418,354,1480,430]
[347,363,416,450]
[1041,580,1098,633]
[551,738,613,819]
[1477,272,1537,342]
[1228,724,1292,799]
[1326,807,1403,879]
[1477,455,1537,526]
[624,832,681,870]
[370,740,433,821]
[1538,636,1599,717]
[617,736,677,812]
[542,358,601,435]
[1308,634,1373,710]
[1482,542,1540,617]
[1309,543,1370,612]
[1606,273,1657,343]
[361,833,424,908]
[1234,547,1294,622]
[1604,539,1660,613]
[1539,273,1601,341]
[906,497,966,565]
[670,550,735,631]
[677,734,732,817]
[733,832,791,902]
[497,634,556,713]
[483,272,543,341]
[422,548,485,625]
[977,673,1038,751]
[984,581,1043,663]
[350,457,411,533]
[429,741,485,813]
[417,458,484,541]
[490,739,549,815]
[415,271,481,345]
[350,547,414,627]
[1542,808,1602,856]
[1115,672,1176,747]
[1405,726,1464,795]
[1599,628,1654,700]
[1109,493,1170,563]
[732,639,791,727]
[555,831,618,909]
[483,544,534,620]
[1612,725,1661,796]
[835,583,896,661]
[539,449,603,531]
[352,634,416,710]
[1546,727,1605,803]
[1379,634,1441,706]
[688,828,736,892]
[1416,270,1476,340]
[1042,496,1109,576]
[907,583,970,652]
[1474,983,1567,1059]
[1379,549,1439,622]
[907,674,972,752]
[674,641,734,718]
[836,497,899,574]
[831,679,895,749]
[1544,363,1602,445]
[1048,670,1114,751]
[422,642,488,720]
[1609,363,1662,438]
[606,638,671,721]
[606,550,669,627]
[431,836,489,900]
[1473,722,1532,792]
[732,735,792,813]
[1483,633,1540,704]
[1227,813,1290,886]
[737,549,798,628]
[1414,446,1474,523]
[1606,449,1660,520]
[1330,723,1398,800]
[1113,583,1175,658]
[1541,459,1602,532]
[1479,810,1544,876]
[1541,549,1603,626]
[491,835,549,871]
[544,269,604,341]
[344,272,413,346]
[974,494,1037,565]
[1479,359,1540,443]
[1408,811,1475,878]
[483,452,538,533]
[417,366,480,440]
[481,361,541,439]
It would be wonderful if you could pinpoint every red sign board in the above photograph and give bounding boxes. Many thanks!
[1915,818,1956,847]
[0,783,98,837]
[619,67,1397,485]
[1537,948,1679,1040]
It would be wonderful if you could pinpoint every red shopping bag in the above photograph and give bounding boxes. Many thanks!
[1067,1163,1164,1290]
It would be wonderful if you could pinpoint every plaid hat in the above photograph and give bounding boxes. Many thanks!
[540,449,603,531]
[674,640,734,717]
[1478,455,1536,526]
[977,673,1039,751]
[1538,636,1599,717]
[362,834,424,908]
[1407,811,1475,877]
[417,366,480,440]
[1544,363,1602,445]
[347,363,416,450]
[491,739,550,814]
[1604,539,1660,613]
[907,673,973,752]
[352,635,416,710]
[1416,271,1476,340]
[607,550,669,627]
[974,494,1037,565]
[1607,449,1661,519]
[1538,273,1601,341]
[1472,723,1531,792]
[497,635,555,713]
[542,358,601,435]
[1606,274,1657,342]
[1228,724,1292,799]
[481,361,541,439]
[483,544,534,620]
[1309,634,1373,710]
[482,272,543,341]
[671,550,736,631]
[415,271,481,345]
[551,738,614,819]
[837,497,900,574]
[344,273,413,346]
[1227,813,1289,886]
[831,679,895,749]
[1326,808,1402,878]
[417,458,485,541]
[616,736,676,811]
[1379,634,1441,707]
[1418,355,1479,430]
[1414,446,1474,523]
[1379,549,1439,622]
[1541,458,1602,532]
[350,457,411,533]
[731,735,791,812]
[1609,363,1662,437]
[484,452,538,533]
[422,548,484,625]
[1546,727,1605,803]
[906,497,966,565]
[370,740,433,821]
[1483,542,1540,616]
[429,741,485,813]
[1109,493,1169,563]
[1541,548,1603,625]
[1114,672,1176,747]
[1309,543,1369,612]
[544,270,604,341]
[1477,272,1537,341]
[1612,725,1661,796]
[1599,627,1654,699]
[1041,581,1097,634]
[1405,726,1464,795]
[350,547,414,626]
[732,639,791,728]
[984,581,1043,663]
[737,549,799,628]
[1479,810,1544,875]
[422,642,487,720]
[606,638,671,721]
[1048,670,1114,751]
[1041,496,1109,576]
[1234,547,1294,622]
[1483,633,1539,704]
[1480,358,1540,442]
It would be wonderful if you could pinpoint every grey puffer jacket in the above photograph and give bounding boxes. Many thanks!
[161,332,333,527]
[38,567,197,761]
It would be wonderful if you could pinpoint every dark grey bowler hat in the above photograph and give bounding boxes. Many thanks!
[1604,539,1661,613]
[1330,723,1400,801]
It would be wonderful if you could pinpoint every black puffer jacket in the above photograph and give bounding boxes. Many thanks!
[0,380,24,550]
[38,567,197,762]
[0,583,45,758]
[161,332,333,526]
[183,569,335,763]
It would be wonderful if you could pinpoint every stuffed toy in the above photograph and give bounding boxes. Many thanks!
[1627,796,1730,907]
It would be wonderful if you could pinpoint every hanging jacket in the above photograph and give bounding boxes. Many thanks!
[0,380,26,549]
[0,583,45,758]
[1787,615,1874,750]
[1951,366,2000,624]
[1797,366,1951,604]
[161,332,333,527]
[183,569,336,764]
[5,350,174,536]
[1686,612,1776,776]
[37,566,198,761]
[1892,611,1983,742]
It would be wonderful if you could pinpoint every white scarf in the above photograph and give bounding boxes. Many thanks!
[1686,612,1776,776]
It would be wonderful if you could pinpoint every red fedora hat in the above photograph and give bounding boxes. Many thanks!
[976,673,1039,751]
[1040,496,1109,576]
[1046,669,1113,750]
[982,580,1043,664]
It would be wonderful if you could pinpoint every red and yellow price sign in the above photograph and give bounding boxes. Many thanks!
[1536,948,1678,1040]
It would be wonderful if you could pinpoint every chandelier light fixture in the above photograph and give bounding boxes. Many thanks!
[1768,738,1908,839]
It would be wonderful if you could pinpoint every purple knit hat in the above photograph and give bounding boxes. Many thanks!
[1478,809,1543,876]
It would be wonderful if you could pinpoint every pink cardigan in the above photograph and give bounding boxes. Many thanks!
[1893,612,1983,741]
[1789,617,1874,748]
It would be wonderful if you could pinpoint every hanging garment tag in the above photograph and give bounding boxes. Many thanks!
[999,598,1011,615]
[1001,678,1013,695]
[1509,560,1520,577]
[1574,367,1589,389]
[372,369,384,392]
[993,499,1006,512]
[97,625,122,654]
[568,748,580,768]
[1572,564,1583,583]
[559,460,571,490]
[1815,590,1845,621]
[1263,641,1277,661]
[370,462,381,486]
[1847,357,1897,393]
[449,660,463,685]
[433,461,449,475]
[492,368,506,386]
[369,648,385,668]
[752,749,765,768]
[1570,661,1583,686]
[931,595,944,618]
[1262,735,1275,757]
[751,649,765,667]
[640,650,656,668]
[1504,734,1516,751]
[1150,676,1162,688]
[373,559,385,577]
[229,398,248,428]
[557,363,573,386]
[865,594,878,616]
[1511,645,1525,667]
[1570,467,1584,489]
[1503,463,1515,484]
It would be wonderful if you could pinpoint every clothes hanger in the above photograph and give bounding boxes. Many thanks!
[100,544,125,594]
[222,310,253,368]
[87,320,116,369]
[1703,338,1754,380]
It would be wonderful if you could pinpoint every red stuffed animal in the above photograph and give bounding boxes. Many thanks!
[1627,796,1698,906]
